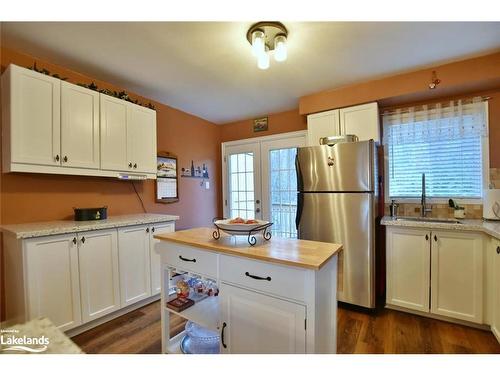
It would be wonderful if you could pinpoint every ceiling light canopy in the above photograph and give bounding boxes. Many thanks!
[246,22,288,70]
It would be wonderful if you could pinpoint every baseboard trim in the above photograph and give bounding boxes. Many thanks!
[65,295,160,338]
[385,304,491,331]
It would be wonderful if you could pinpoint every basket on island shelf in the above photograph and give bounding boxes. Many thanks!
[212,217,273,246]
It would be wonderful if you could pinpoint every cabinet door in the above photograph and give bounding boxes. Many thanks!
[149,222,175,295]
[127,105,157,173]
[430,230,483,323]
[9,65,61,166]
[339,102,379,142]
[118,225,152,306]
[220,283,306,354]
[306,109,340,146]
[78,229,120,323]
[61,81,100,169]
[24,234,81,331]
[493,239,500,342]
[100,94,129,172]
[386,227,430,312]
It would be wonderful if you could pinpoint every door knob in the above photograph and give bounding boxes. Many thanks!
[152,227,155,233]
[146,227,150,233]
[255,208,261,213]
[497,246,500,254]
[63,156,68,163]
[434,235,438,242]
[55,154,60,162]
[425,234,429,241]
[255,199,260,204]
[133,163,137,169]
[72,237,77,245]
[128,162,133,168]
[81,236,86,244]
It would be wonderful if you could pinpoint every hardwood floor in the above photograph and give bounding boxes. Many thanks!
[72,301,500,354]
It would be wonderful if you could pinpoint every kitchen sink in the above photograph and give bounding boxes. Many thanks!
[394,217,462,224]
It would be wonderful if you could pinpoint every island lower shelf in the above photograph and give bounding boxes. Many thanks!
[165,295,219,332]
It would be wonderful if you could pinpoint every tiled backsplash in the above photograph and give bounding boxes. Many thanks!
[384,167,500,219]
[491,168,500,188]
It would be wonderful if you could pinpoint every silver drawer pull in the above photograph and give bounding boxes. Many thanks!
[245,271,271,281]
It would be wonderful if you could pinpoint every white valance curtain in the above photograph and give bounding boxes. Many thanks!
[383,97,488,145]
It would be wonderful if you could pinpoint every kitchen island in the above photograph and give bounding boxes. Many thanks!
[154,227,342,354]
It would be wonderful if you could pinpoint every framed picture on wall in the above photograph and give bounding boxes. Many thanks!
[156,152,179,203]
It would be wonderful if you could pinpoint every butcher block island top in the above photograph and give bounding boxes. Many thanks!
[153,227,342,270]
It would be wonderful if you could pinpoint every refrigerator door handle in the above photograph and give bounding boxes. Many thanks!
[295,153,303,192]
[296,192,304,230]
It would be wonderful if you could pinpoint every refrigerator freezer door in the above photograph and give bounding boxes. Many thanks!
[296,141,373,192]
[297,192,375,308]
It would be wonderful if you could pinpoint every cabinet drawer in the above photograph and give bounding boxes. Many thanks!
[220,255,307,302]
[164,243,217,278]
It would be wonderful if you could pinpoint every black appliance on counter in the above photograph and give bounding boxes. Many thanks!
[74,207,107,221]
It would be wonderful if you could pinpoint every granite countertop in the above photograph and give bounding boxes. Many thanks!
[381,216,500,240]
[154,227,342,270]
[1,317,83,354]
[1,213,180,239]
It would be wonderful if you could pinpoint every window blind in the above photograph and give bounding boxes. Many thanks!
[384,99,487,199]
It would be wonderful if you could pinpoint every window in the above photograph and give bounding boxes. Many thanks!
[269,147,298,238]
[229,152,255,219]
[383,98,488,200]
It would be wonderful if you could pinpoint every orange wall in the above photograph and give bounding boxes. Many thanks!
[219,109,306,143]
[299,52,500,116]
[0,47,222,229]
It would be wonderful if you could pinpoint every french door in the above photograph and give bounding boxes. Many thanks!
[223,132,306,238]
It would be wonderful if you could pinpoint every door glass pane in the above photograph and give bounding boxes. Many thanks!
[269,147,298,238]
[229,152,255,220]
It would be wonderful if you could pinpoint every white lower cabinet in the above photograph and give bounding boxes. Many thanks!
[149,222,175,295]
[220,283,306,354]
[386,226,484,324]
[25,234,82,331]
[78,229,120,323]
[386,227,430,312]
[430,230,483,323]
[492,238,500,341]
[118,225,152,306]
[5,220,176,334]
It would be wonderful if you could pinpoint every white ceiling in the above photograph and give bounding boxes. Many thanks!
[1,22,499,123]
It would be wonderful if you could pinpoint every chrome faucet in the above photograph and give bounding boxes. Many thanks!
[421,173,432,217]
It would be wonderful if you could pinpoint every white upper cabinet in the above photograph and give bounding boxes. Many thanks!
[339,102,380,142]
[2,64,61,167]
[100,94,157,174]
[430,230,483,323]
[1,64,157,178]
[306,102,380,146]
[100,94,129,172]
[25,233,82,331]
[306,109,340,146]
[61,81,100,169]
[127,104,157,174]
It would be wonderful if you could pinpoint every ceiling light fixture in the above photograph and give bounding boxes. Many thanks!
[247,22,288,70]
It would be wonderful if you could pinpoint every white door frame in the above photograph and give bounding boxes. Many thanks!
[222,130,307,219]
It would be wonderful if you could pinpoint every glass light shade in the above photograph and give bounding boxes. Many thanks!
[251,30,265,57]
[257,50,270,70]
[274,35,287,62]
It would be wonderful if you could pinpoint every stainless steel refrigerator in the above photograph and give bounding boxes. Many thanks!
[296,140,376,308]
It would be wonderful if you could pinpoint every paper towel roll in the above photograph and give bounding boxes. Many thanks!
[483,189,500,220]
